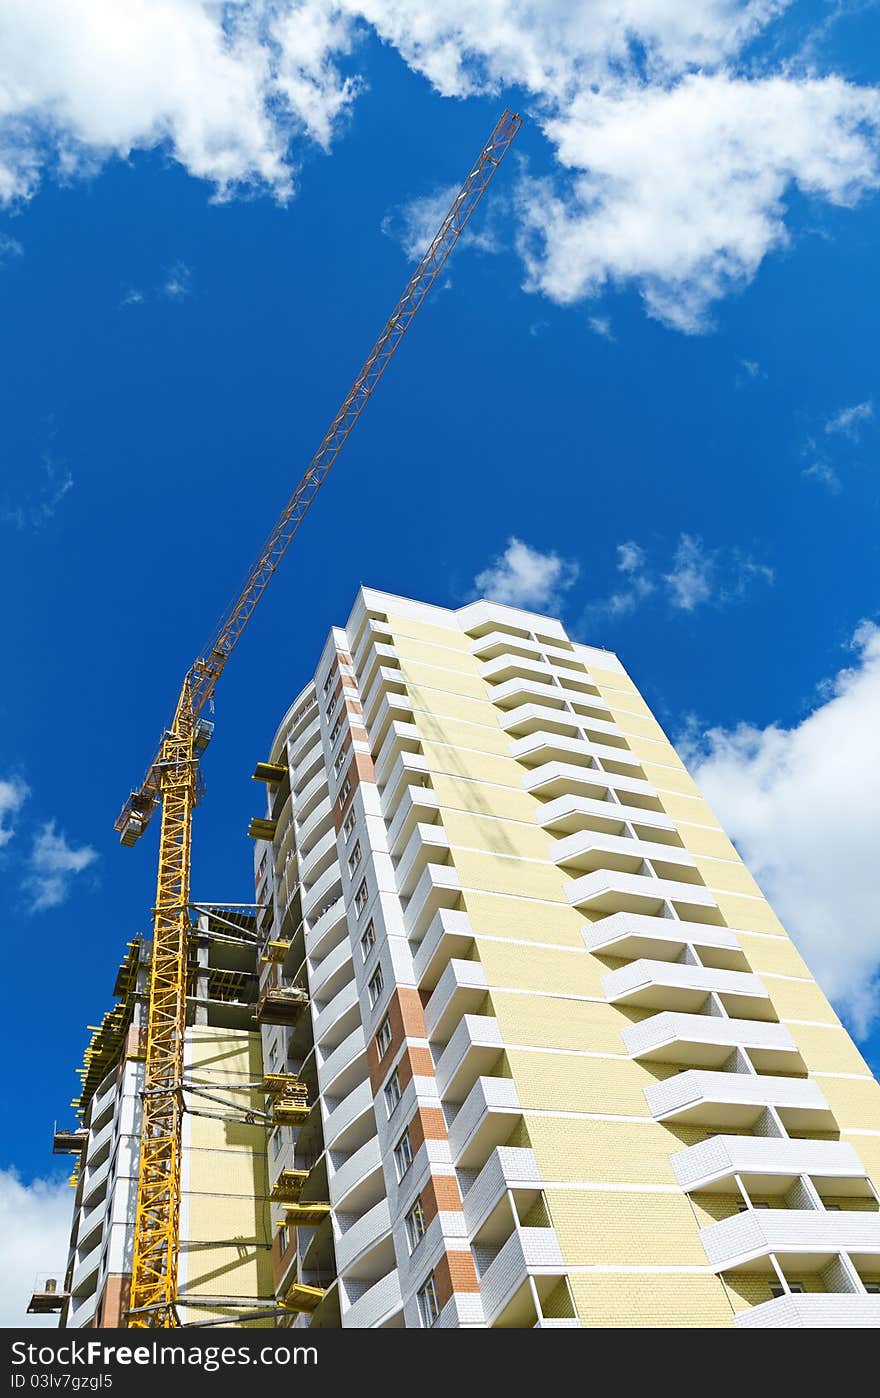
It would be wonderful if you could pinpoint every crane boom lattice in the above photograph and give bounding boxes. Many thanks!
[121,109,521,1327]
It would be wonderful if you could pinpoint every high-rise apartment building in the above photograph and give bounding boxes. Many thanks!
[252,586,880,1329]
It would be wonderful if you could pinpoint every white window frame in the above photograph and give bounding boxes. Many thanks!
[355,879,368,914]
[368,964,384,1008]
[342,807,356,841]
[360,920,375,961]
[393,1128,413,1181]
[384,1069,401,1116]
[416,1273,440,1327]
[405,1198,427,1252]
[376,1015,392,1058]
[348,840,362,876]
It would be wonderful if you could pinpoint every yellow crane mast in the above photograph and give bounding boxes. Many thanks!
[115,109,522,1328]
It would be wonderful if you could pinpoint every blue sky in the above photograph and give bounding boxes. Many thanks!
[1,0,879,1315]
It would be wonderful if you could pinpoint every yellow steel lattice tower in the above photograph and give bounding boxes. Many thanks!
[117,109,522,1327]
[127,688,197,1327]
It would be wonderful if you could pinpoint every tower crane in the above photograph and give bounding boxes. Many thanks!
[115,109,522,1328]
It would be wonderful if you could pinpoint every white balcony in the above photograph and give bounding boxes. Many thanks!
[312,977,359,1044]
[670,1135,870,1194]
[323,1078,376,1150]
[71,1241,102,1295]
[374,720,422,790]
[289,716,321,768]
[412,908,475,990]
[329,1137,384,1212]
[488,675,579,712]
[480,1228,566,1327]
[448,1076,522,1169]
[735,1294,880,1328]
[511,731,644,775]
[471,631,543,662]
[435,1015,504,1102]
[301,861,342,921]
[582,911,745,969]
[291,767,328,824]
[378,749,431,810]
[463,1147,540,1237]
[403,863,461,944]
[296,793,334,853]
[367,691,416,754]
[552,829,697,880]
[300,826,338,887]
[568,871,720,923]
[81,1158,110,1206]
[305,895,347,960]
[335,1198,393,1276]
[394,822,451,898]
[700,1209,880,1272]
[424,959,488,1043]
[309,934,353,1003]
[524,759,660,808]
[499,703,624,747]
[385,783,440,858]
[319,1026,366,1098]
[537,792,676,838]
[342,1269,403,1329]
[645,1070,835,1131]
[604,959,772,1019]
[623,1011,800,1071]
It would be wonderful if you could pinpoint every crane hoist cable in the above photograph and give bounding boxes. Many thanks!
[116,108,521,1328]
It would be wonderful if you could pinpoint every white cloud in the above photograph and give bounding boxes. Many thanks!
[120,287,144,307]
[663,533,715,610]
[26,821,98,911]
[163,260,192,300]
[473,536,579,611]
[0,232,22,262]
[586,532,773,620]
[382,181,502,262]
[3,454,73,530]
[588,314,615,340]
[0,1170,72,1327]
[825,399,874,440]
[685,622,880,1036]
[803,458,841,492]
[1,4,879,331]
[0,776,28,847]
[518,74,880,332]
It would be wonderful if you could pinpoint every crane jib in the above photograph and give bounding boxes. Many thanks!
[119,109,521,1327]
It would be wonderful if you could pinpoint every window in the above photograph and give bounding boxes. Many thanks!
[360,920,376,961]
[348,840,362,876]
[416,1273,440,1327]
[355,879,368,914]
[322,671,334,696]
[865,1283,880,1294]
[376,1015,392,1058]
[329,715,343,746]
[339,777,352,805]
[278,1224,289,1256]
[325,690,338,720]
[393,1128,413,1181]
[405,1199,427,1252]
[333,746,348,776]
[384,1070,401,1116]
[271,1129,282,1157]
[825,1203,842,1211]
[770,1282,805,1298]
[737,1200,771,1211]
[343,807,356,841]
[268,1042,278,1072]
[368,964,384,1008]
